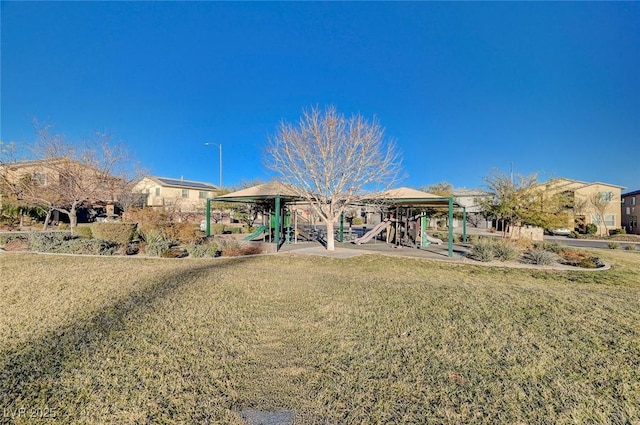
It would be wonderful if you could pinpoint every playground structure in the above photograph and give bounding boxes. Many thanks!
[208,184,467,257]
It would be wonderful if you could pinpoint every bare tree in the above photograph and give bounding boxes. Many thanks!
[588,191,612,236]
[265,106,402,251]
[15,125,141,229]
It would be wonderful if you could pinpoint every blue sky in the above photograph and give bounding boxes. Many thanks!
[2,2,639,191]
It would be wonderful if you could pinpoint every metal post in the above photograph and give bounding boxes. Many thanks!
[204,142,223,190]
[448,197,454,257]
[463,207,467,243]
[275,197,281,249]
[339,212,344,243]
[206,198,211,237]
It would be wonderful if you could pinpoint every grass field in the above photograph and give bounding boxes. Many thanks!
[1,250,639,424]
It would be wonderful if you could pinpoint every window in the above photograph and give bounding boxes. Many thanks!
[155,187,160,196]
[33,172,47,186]
[605,215,615,227]
[630,216,638,229]
[599,191,613,202]
[592,214,615,227]
[633,197,637,206]
[182,189,189,198]
[627,207,631,215]
[199,191,207,199]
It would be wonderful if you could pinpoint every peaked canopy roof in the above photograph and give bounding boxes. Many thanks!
[364,186,459,207]
[212,181,303,203]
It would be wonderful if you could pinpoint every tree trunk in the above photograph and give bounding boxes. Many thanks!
[325,219,335,251]
[42,209,52,230]
[69,204,78,227]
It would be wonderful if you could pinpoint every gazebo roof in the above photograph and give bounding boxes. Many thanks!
[365,186,459,207]
[211,181,303,203]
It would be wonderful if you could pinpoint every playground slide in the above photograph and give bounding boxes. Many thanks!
[424,234,444,245]
[244,225,269,241]
[353,220,391,245]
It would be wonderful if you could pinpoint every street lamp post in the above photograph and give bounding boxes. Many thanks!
[204,142,222,190]
[204,142,223,237]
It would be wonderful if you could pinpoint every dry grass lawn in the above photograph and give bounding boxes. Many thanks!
[1,249,639,424]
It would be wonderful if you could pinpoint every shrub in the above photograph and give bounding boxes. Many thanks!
[606,241,620,250]
[61,238,118,255]
[28,232,70,252]
[28,231,117,255]
[469,239,495,262]
[493,240,520,262]
[217,238,262,257]
[585,223,598,235]
[351,217,364,226]
[0,234,28,246]
[186,241,220,258]
[533,241,564,254]
[568,231,579,239]
[624,244,637,251]
[73,226,93,238]
[609,228,626,236]
[143,230,174,257]
[523,249,557,266]
[559,250,603,268]
[91,222,137,246]
[209,223,226,235]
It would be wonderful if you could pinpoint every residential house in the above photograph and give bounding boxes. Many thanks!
[621,189,640,235]
[539,178,625,235]
[0,158,120,223]
[452,188,491,229]
[133,176,219,214]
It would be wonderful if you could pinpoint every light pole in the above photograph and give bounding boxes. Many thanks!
[204,142,222,190]
[204,142,223,237]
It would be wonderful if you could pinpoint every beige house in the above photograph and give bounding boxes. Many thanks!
[133,176,219,213]
[0,158,120,222]
[539,178,625,235]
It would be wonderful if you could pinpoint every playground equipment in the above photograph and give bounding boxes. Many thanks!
[244,225,269,241]
[354,220,391,244]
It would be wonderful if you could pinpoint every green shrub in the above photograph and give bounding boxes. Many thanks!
[0,234,28,246]
[533,241,564,254]
[28,232,70,252]
[493,240,520,262]
[523,249,557,266]
[469,239,495,262]
[585,223,598,235]
[61,238,117,255]
[73,226,93,238]
[606,241,620,250]
[186,241,220,258]
[143,230,174,257]
[91,222,137,246]
[609,228,626,236]
[209,223,226,235]
[623,244,637,251]
[351,217,364,226]
[28,231,116,255]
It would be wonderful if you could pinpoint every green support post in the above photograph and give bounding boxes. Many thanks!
[463,207,467,243]
[448,197,454,257]
[206,198,211,237]
[339,212,344,243]
[421,212,429,247]
[274,196,281,249]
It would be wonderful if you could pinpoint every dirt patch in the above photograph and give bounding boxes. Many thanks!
[2,239,29,251]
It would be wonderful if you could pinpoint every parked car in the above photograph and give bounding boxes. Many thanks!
[549,228,571,236]
[95,214,120,223]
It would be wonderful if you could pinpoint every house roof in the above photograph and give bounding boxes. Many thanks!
[145,176,218,191]
[542,178,625,191]
[623,189,640,197]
